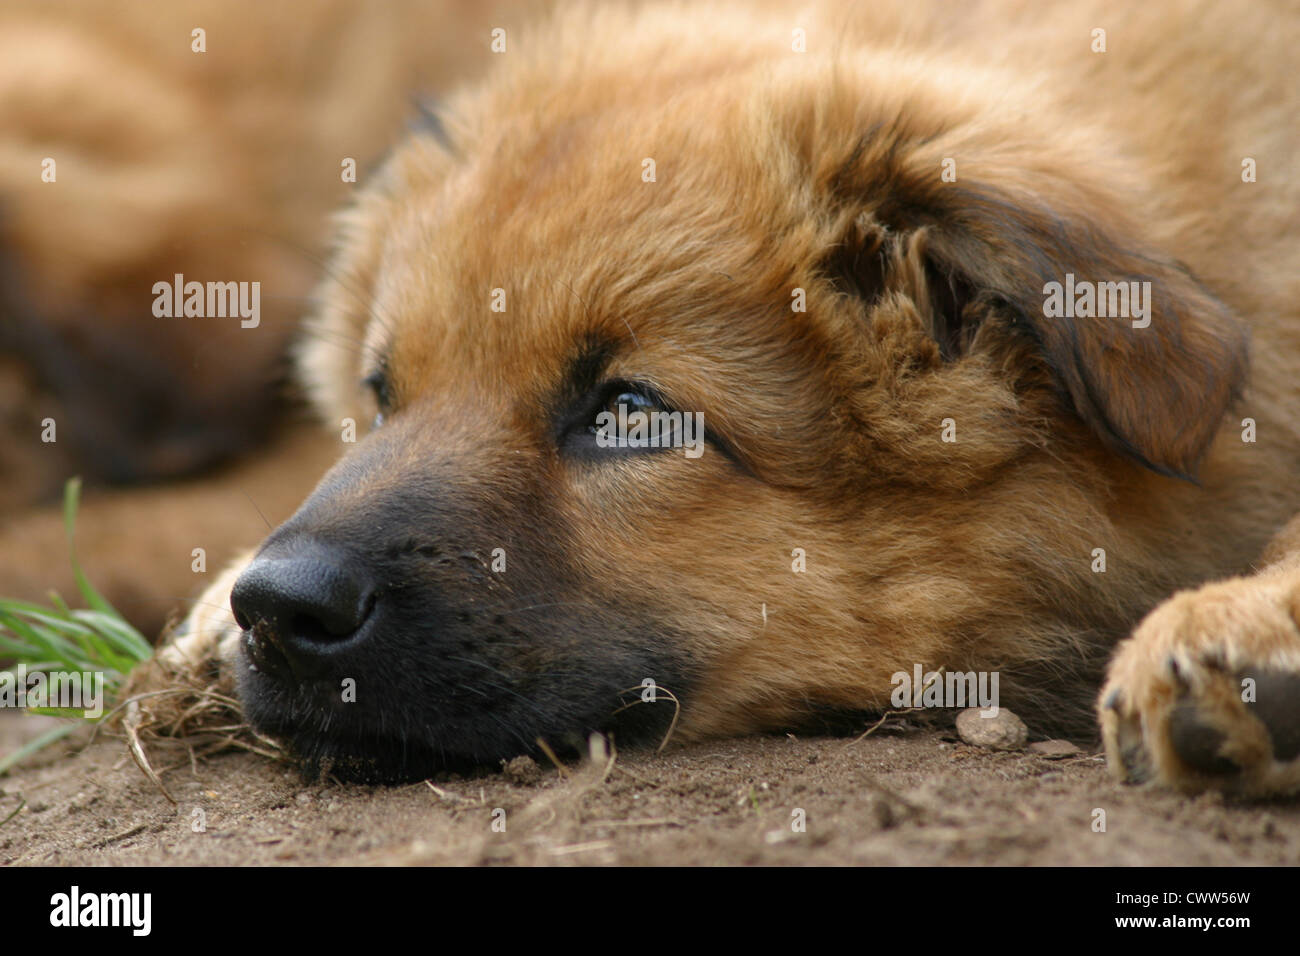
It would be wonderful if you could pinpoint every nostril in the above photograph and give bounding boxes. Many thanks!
[230,554,376,675]
[310,585,374,639]
[292,593,373,642]
[290,612,342,645]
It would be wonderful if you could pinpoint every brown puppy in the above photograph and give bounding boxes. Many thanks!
[158,0,1300,789]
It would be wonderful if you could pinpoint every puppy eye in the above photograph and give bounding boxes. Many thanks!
[362,369,392,428]
[592,390,661,433]
[588,385,681,449]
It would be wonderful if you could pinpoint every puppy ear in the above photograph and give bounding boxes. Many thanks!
[850,180,1249,481]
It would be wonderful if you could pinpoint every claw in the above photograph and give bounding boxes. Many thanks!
[1168,655,1189,689]
[1114,716,1153,784]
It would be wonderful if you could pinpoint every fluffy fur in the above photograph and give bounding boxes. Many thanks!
[20,0,1300,789]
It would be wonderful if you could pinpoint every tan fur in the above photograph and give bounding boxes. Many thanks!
[293,0,1300,739]
[7,0,1300,791]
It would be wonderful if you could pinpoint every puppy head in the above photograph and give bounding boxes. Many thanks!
[232,8,1247,779]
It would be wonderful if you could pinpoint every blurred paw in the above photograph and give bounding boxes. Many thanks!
[1099,566,1300,797]
[153,556,251,693]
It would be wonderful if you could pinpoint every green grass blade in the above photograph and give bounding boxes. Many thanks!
[6,606,97,640]
[0,608,91,670]
[63,478,121,618]
[69,629,131,681]
[70,610,153,662]
[0,477,156,771]
[1,596,77,618]
[0,635,39,657]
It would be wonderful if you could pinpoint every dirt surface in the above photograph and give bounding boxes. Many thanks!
[3,713,1298,866]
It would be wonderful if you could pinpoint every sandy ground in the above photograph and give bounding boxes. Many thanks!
[3,712,1298,866]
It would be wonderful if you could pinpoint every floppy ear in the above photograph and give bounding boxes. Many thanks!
[837,175,1249,482]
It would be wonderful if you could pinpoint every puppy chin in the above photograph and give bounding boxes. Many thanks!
[232,636,685,783]
[234,662,508,782]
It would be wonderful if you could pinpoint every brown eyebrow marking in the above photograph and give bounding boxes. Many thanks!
[565,335,618,402]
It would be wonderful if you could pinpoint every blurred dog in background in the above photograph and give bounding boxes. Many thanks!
[0,0,525,628]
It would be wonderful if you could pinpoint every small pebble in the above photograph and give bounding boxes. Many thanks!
[501,755,541,786]
[955,707,1028,750]
[1029,739,1082,757]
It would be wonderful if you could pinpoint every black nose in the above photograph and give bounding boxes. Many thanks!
[230,551,375,679]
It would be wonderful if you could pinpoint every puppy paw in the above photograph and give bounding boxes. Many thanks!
[134,554,251,698]
[1099,563,1300,797]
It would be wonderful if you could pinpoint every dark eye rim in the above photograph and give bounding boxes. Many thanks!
[361,367,394,430]
[362,368,392,414]
[557,378,717,459]
[556,379,661,438]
